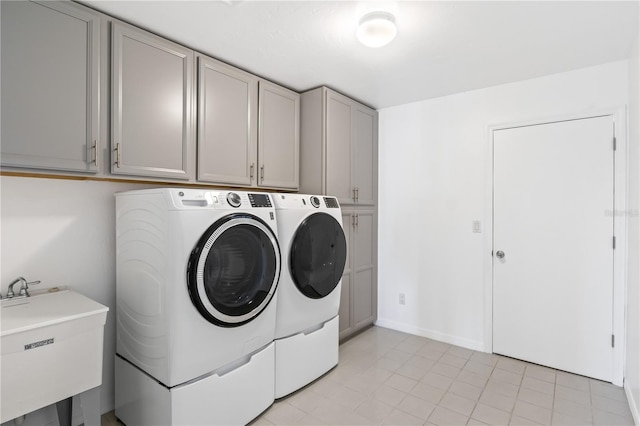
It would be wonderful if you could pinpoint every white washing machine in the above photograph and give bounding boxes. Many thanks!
[271,193,347,398]
[114,188,280,425]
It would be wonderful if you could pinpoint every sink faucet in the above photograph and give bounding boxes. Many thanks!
[5,277,41,299]
[7,277,27,298]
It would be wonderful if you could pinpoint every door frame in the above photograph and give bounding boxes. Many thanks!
[483,107,627,386]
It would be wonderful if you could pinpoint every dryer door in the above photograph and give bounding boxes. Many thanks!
[290,212,347,299]
[187,213,280,327]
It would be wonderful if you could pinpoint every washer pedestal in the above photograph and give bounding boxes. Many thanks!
[274,316,339,398]
[115,343,275,426]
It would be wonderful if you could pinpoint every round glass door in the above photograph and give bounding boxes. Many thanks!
[187,213,280,327]
[290,212,347,299]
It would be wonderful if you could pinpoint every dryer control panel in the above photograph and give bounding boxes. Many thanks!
[323,197,340,208]
[272,193,342,211]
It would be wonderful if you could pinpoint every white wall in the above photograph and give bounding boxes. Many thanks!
[0,176,157,426]
[626,29,640,423]
[377,61,629,351]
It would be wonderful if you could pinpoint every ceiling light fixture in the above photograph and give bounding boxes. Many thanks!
[356,11,397,48]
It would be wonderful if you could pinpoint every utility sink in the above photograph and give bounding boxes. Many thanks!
[1,288,108,423]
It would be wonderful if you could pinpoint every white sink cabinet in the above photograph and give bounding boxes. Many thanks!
[1,288,108,424]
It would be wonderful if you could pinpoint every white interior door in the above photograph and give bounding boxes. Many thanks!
[493,115,615,382]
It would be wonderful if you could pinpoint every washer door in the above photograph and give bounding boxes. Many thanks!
[187,213,280,327]
[290,212,347,299]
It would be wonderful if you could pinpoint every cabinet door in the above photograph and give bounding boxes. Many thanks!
[1,1,100,173]
[258,81,299,189]
[352,210,376,330]
[353,106,377,205]
[112,22,193,180]
[197,56,257,186]
[339,210,353,338]
[325,91,353,203]
[339,274,352,338]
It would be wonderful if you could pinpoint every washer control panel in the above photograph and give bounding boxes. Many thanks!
[310,196,321,208]
[248,193,272,208]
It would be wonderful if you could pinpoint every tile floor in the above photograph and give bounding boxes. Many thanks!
[102,326,635,426]
[252,326,634,426]
[102,410,121,426]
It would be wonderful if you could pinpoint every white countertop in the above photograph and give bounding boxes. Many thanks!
[1,288,109,337]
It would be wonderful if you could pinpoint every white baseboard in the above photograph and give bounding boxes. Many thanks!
[625,381,640,426]
[374,318,485,352]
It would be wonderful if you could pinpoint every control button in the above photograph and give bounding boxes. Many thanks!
[227,192,241,208]
[310,196,321,208]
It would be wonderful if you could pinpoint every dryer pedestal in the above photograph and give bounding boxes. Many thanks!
[115,343,275,426]
[274,316,339,398]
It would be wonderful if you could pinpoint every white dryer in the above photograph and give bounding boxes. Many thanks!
[115,188,280,426]
[271,193,347,398]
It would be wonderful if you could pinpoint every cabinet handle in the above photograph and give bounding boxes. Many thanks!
[355,187,359,203]
[356,214,359,227]
[250,163,255,180]
[260,165,264,181]
[91,140,98,165]
[351,214,356,229]
[114,143,121,168]
[352,188,357,202]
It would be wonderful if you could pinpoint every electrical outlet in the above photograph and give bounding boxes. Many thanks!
[399,293,405,305]
[472,220,481,233]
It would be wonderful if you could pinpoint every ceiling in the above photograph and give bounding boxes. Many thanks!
[84,1,639,109]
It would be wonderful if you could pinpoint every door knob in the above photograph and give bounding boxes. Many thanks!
[496,250,505,259]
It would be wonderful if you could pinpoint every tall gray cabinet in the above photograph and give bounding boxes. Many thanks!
[300,87,378,340]
[1,1,100,173]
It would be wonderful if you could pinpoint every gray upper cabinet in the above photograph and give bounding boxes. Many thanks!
[112,22,193,180]
[196,56,299,189]
[300,87,378,205]
[1,1,100,173]
[258,81,300,190]
[197,56,257,186]
[3,3,298,188]
[352,106,377,206]
[325,92,353,203]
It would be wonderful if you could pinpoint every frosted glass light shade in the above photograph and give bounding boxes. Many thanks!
[356,12,397,48]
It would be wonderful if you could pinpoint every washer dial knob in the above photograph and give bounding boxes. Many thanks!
[227,192,241,208]
[310,196,321,208]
